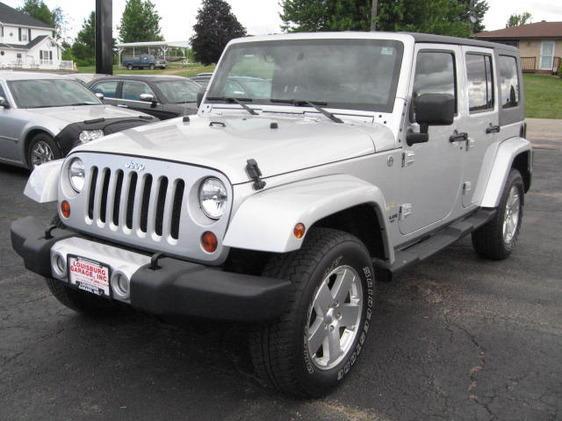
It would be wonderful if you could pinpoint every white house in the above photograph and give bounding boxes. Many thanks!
[0,1,72,70]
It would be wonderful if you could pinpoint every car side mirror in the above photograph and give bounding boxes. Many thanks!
[0,96,10,109]
[140,93,157,108]
[197,90,204,108]
[407,94,455,146]
[95,92,104,100]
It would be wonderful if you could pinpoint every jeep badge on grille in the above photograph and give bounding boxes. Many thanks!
[125,161,145,172]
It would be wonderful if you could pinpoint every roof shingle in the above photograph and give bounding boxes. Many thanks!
[0,1,53,29]
[475,21,562,40]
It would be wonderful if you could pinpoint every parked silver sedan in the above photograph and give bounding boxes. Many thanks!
[0,72,157,168]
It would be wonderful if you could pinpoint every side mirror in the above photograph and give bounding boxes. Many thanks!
[407,94,455,146]
[0,96,10,109]
[197,90,204,108]
[139,93,154,103]
[95,92,104,100]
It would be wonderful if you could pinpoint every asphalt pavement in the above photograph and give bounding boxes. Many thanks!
[0,137,560,420]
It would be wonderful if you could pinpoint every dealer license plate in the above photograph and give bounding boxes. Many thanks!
[68,256,111,297]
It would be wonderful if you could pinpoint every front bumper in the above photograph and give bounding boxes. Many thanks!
[11,217,291,322]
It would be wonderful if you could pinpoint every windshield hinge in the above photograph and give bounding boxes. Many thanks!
[246,159,266,191]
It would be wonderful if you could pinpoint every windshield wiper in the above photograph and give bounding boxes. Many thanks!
[206,96,258,116]
[68,102,98,106]
[270,99,343,124]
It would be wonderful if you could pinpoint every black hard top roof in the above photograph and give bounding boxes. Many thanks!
[405,32,519,53]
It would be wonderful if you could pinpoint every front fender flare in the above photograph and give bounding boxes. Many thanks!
[223,174,390,254]
[23,159,63,203]
[480,137,532,208]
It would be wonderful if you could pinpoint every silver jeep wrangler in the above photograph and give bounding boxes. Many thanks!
[11,32,531,398]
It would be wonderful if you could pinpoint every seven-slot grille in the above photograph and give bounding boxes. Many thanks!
[86,166,186,241]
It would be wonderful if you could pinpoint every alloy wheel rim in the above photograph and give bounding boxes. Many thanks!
[31,141,54,168]
[306,265,363,371]
[503,186,521,245]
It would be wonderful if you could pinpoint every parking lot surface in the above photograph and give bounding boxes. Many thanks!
[1,141,561,420]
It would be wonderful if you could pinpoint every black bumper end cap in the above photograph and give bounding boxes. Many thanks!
[130,258,292,323]
[10,217,75,278]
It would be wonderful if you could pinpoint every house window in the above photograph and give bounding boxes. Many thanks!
[40,50,53,62]
[20,28,28,42]
[499,56,520,109]
[466,53,494,113]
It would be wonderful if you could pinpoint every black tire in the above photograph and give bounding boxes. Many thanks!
[27,132,61,168]
[249,228,375,398]
[127,64,133,70]
[45,277,120,316]
[149,64,155,70]
[472,169,524,260]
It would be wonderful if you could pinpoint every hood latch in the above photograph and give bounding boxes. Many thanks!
[246,159,266,191]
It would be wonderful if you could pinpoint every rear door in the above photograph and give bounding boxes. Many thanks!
[0,81,25,163]
[457,47,499,207]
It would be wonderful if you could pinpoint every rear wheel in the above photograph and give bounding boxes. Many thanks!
[27,133,61,168]
[249,228,375,398]
[472,169,524,260]
[127,64,133,70]
[149,64,155,70]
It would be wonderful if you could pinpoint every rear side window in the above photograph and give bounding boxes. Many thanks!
[413,51,457,115]
[92,81,119,98]
[498,55,520,109]
[466,54,494,113]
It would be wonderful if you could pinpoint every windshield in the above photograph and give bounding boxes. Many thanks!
[8,79,101,109]
[207,39,404,112]
[155,80,200,104]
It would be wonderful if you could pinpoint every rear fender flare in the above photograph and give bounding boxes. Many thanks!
[480,137,532,208]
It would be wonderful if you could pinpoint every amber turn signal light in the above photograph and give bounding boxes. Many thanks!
[293,223,306,239]
[60,200,71,218]
[201,231,218,253]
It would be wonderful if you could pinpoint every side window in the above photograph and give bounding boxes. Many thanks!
[498,55,520,109]
[122,81,155,101]
[466,54,494,113]
[92,81,119,99]
[412,51,457,118]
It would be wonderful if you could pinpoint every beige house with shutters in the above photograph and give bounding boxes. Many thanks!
[475,21,562,74]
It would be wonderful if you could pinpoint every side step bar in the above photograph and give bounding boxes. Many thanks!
[375,209,496,275]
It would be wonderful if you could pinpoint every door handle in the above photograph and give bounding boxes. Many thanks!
[486,124,501,134]
[449,130,468,143]
[117,104,128,108]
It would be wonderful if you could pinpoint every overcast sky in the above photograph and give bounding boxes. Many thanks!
[2,0,562,41]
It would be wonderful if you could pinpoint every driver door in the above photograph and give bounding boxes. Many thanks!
[0,82,23,163]
[398,46,464,236]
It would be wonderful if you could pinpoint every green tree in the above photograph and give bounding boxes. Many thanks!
[18,0,65,39]
[119,0,163,43]
[506,12,532,28]
[190,0,247,65]
[71,12,96,66]
[281,0,489,37]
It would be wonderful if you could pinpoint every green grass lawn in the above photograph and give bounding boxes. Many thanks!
[77,62,216,78]
[524,74,562,119]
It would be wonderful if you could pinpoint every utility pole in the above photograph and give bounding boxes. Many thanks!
[95,0,113,75]
[370,0,378,31]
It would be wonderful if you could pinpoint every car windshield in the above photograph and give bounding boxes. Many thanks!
[155,80,200,104]
[8,79,101,109]
[207,39,404,113]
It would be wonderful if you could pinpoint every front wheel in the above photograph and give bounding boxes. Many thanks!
[250,228,375,398]
[472,169,524,260]
[27,133,61,168]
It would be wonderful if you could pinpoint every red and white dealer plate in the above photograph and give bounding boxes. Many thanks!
[68,256,110,297]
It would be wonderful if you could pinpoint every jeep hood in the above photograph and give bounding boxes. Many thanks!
[28,105,149,126]
[76,115,394,184]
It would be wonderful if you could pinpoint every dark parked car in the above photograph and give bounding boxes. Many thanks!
[88,75,202,120]
[122,54,167,70]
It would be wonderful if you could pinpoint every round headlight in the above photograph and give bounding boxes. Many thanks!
[68,158,85,193]
[199,177,228,220]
